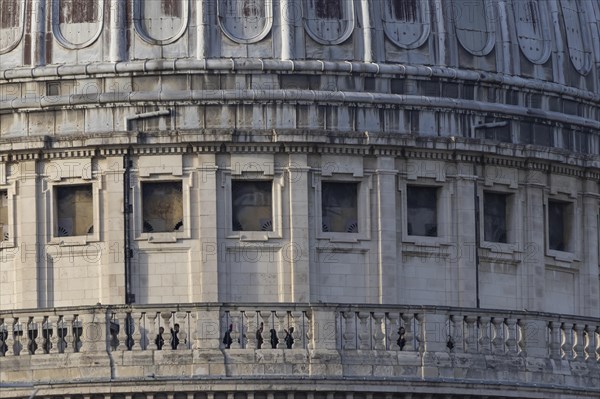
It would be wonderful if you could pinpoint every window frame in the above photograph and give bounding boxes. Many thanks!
[49,181,100,245]
[224,172,283,242]
[315,174,371,243]
[478,187,520,253]
[545,195,578,260]
[0,182,16,249]
[133,176,191,243]
[400,180,449,245]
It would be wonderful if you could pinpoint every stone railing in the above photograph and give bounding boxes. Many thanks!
[0,304,599,397]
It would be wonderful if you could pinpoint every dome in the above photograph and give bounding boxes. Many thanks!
[0,1,599,399]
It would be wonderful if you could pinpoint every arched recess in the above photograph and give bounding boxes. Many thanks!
[382,0,430,49]
[52,0,104,49]
[514,0,551,64]
[0,0,25,53]
[452,0,495,56]
[302,0,355,45]
[217,0,273,44]
[560,0,592,75]
[134,0,189,45]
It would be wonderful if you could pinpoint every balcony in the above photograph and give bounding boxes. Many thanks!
[0,304,599,398]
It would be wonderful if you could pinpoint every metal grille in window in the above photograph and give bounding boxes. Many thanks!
[407,186,437,237]
[232,181,273,231]
[484,192,508,243]
[142,181,183,233]
[59,0,98,23]
[56,184,94,237]
[0,190,8,241]
[313,0,342,19]
[321,182,358,233]
[0,0,19,28]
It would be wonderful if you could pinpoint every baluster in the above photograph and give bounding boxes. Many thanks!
[548,321,561,360]
[583,325,591,361]
[243,311,255,349]
[189,311,200,350]
[572,324,585,362]
[275,311,287,349]
[595,326,600,361]
[62,315,75,353]
[371,312,386,350]
[74,316,85,352]
[231,311,243,349]
[401,313,415,352]
[356,312,371,350]
[342,311,356,350]
[448,315,462,353]
[176,311,189,350]
[161,312,173,351]
[517,320,526,356]
[28,317,40,355]
[478,317,491,354]
[561,322,574,360]
[148,312,160,350]
[114,312,127,351]
[504,318,518,355]
[131,312,143,350]
[464,316,478,354]
[5,318,15,356]
[48,316,59,354]
[304,311,313,351]
[491,317,504,355]
[78,313,99,353]
[387,313,401,351]
[414,314,425,353]
[290,311,303,349]
[0,318,5,356]
[259,311,272,348]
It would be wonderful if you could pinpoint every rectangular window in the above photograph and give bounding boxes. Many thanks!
[321,182,358,233]
[407,186,437,237]
[0,190,8,241]
[55,184,93,237]
[548,200,572,252]
[142,181,183,233]
[483,192,508,243]
[232,180,272,231]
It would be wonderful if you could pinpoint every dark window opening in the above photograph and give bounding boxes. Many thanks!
[0,0,19,28]
[407,186,437,237]
[0,190,8,241]
[232,181,272,231]
[59,0,98,24]
[142,181,183,233]
[55,184,93,237]
[321,182,359,233]
[390,0,418,22]
[313,0,342,19]
[484,192,508,243]
[548,200,571,252]
[161,0,181,17]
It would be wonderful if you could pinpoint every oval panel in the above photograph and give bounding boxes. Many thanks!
[453,0,495,56]
[514,0,551,64]
[52,0,104,49]
[134,0,189,45]
[303,0,355,45]
[382,0,430,49]
[0,0,25,53]
[560,0,592,75]
[217,0,272,44]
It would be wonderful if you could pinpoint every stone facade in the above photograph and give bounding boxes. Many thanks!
[0,0,599,397]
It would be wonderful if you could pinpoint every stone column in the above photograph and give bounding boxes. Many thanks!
[196,154,219,301]
[280,0,295,60]
[453,171,478,308]
[16,160,39,309]
[30,0,46,65]
[374,156,397,303]
[109,0,126,62]
[522,169,546,312]
[287,154,310,302]
[196,0,209,58]
[580,185,599,317]
[360,0,373,62]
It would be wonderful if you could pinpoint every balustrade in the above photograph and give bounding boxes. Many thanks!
[0,305,596,368]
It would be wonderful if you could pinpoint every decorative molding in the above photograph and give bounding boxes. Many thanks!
[51,0,104,50]
[217,0,273,44]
